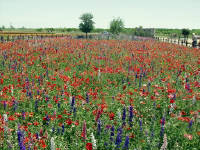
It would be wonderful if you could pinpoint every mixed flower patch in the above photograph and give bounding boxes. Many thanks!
[0,38,199,149]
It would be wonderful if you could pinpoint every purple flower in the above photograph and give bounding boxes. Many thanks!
[71,96,75,107]
[86,93,89,103]
[13,100,17,111]
[58,103,60,109]
[188,120,193,129]
[35,100,38,112]
[52,127,55,134]
[36,133,39,139]
[3,101,6,110]
[22,111,25,120]
[139,119,142,131]
[97,119,101,135]
[122,107,126,121]
[147,82,151,92]
[110,126,115,141]
[160,126,164,137]
[161,117,165,126]
[62,124,65,134]
[106,125,111,129]
[123,136,129,150]
[139,74,142,88]
[115,128,122,148]
[17,129,25,150]
[129,106,133,126]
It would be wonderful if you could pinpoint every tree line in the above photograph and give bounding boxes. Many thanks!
[1,13,200,39]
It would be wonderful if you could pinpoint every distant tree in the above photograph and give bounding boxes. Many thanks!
[46,28,54,33]
[92,28,105,33]
[182,28,190,41]
[66,28,79,32]
[110,17,124,35]
[10,24,15,29]
[60,28,66,32]
[36,28,43,32]
[79,13,95,39]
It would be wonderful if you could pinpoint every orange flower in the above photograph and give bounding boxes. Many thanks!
[178,117,190,123]
[197,131,200,136]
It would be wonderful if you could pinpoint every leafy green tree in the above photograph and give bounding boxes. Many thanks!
[36,28,43,32]
[45,28,54,33]
[110,17,124,35]
[79,13,95,39]
[182,28,190,41]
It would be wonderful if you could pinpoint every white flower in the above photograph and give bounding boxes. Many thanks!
[91,132,97,149]
[50,137,55,150]
[117,109,121,120]
[160,134,168,150]
[192,95,196,104]
[98,69,101,80]
[3,114,8,122]
[69,96,72,104]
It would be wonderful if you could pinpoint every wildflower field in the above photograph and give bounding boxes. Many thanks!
[0,38,199,150]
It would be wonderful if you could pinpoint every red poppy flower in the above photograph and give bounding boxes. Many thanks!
[170,99,175,103]
[34,121,39,126]
[0,78,3,84]
[109,112,115,120]
[8,115,16,121]
[86,143,93,150]
[66,118,72,125]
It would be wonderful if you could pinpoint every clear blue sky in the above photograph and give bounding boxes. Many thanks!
[0,0,200,29]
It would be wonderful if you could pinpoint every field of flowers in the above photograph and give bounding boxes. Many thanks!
[0,38,199,150]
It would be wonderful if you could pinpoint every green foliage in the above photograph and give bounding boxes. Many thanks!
[121,28,135,35]
[92,28,108,33]
[45,28,55,33]
[79,13,95,38]
[191,29,200,35]
[36,28,43,32]
[110,17,124,35]
[65,28,80,32]
[182,29,190,38]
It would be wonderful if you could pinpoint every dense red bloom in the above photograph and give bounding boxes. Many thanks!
[8,115,16,121]
[86,143,93,150]
[74,120,79,126]
[178,117,191,122]
[109,112,115,120]
[57,115,62,119]
[0,78,3,84]
[66,118,72,125]
[170,99,175,103]
[34,121,39,126]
